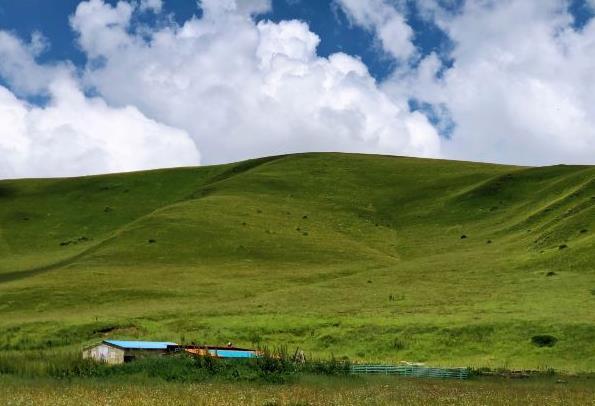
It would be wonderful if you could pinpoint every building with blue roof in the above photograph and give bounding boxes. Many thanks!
[83,340,261,364]
[83,340,178,364]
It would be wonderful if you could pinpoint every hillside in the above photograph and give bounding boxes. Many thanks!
[0,153,593,371]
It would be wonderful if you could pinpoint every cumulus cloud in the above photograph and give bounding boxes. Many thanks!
[70,0,440,165]
[347,0,595,165]
[415,0,595,165]
[0,31,68,96]
[336,0,415,60]
[0,31,199,179]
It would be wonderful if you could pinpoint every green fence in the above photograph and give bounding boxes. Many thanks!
[350,364,470,380]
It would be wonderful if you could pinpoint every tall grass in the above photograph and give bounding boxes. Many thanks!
[0,347,351,383]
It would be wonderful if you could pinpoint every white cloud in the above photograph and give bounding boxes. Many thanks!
[336,0,415,60]
[0,79,199,179]
[0,31,68,95]
[69,0,134,59]
[140,0,163,13]
[199,0,271,17]
[382,0,595,165]
[0,31,199,179]
[70,0,440,165]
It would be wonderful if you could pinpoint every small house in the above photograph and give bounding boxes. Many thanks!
[83,340,177,364]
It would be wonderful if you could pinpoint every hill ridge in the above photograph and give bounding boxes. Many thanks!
[0,153,593,371]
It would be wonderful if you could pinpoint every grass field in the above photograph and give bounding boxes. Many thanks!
[0,152,594,372]
[1,375,594,405]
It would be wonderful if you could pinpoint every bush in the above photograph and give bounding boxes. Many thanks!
[2,348,353,383]
[531,335,558,347]
[300,356,350,376]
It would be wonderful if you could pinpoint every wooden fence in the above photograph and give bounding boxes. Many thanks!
[350,364,470,380]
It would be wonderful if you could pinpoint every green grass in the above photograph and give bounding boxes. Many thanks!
[0,153,594,371]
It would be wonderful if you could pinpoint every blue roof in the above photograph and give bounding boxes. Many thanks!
[104,340,177,350]
[210,349,258,358]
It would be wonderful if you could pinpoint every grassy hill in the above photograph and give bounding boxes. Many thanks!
[0,153,593,371]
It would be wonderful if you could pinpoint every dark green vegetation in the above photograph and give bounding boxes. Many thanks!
[0,153,594,371]
[0,348,349,384]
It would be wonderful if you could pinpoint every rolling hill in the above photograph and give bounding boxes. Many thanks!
[0,153,593,371]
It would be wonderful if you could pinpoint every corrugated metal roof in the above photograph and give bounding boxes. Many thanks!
[103,340,177,350]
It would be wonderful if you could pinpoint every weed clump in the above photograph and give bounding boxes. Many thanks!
[391,337,406,351]
[531,335,557,347]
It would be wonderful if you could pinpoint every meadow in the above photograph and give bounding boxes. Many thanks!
[0,152,594,373]
[1,375,594,405]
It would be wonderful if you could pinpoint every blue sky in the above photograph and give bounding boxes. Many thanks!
[0,0,594,178]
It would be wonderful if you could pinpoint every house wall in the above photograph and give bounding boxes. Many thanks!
[83,344,125,365]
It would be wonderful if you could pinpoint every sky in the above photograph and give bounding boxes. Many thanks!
[0,0,594,178]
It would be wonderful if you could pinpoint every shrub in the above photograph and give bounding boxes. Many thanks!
[2,348,354,383]
[302,356,350,376]
[531,335,558,347]
[256,347,295,383]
